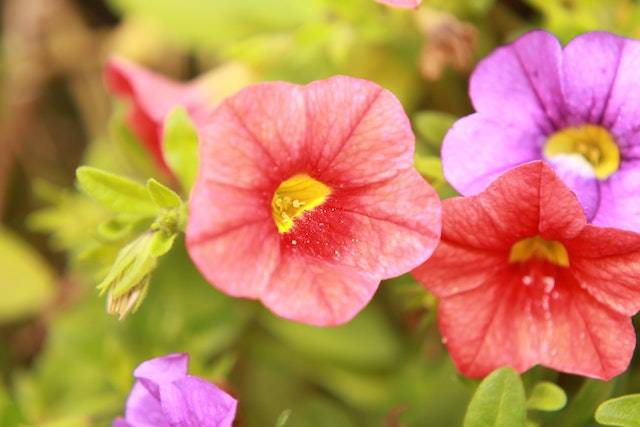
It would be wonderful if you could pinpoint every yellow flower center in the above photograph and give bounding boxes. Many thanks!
[544,124,620,180]
[509,236,569,267]
[271,174,331,234]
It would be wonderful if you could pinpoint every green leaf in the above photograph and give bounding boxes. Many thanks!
[146,178,183,209]
[595,394,640,427]
[76,166,157,216]
[527,381,567,412]
[0,227,54,322]
[162,107,200,193]
[275,409,292,427]
[413,110,457,151]
[149,231,178,258]
[463,367,526,427]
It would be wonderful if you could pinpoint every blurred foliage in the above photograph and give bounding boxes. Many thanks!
[3,0,640,426]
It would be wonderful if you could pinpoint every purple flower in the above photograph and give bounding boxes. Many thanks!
[442,30,640,231]
[113,353,237,427]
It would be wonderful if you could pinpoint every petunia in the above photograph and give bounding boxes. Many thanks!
[105,57,213,172]
[443,30,640,231]
[186,76,441,326]
[413,161,640,380]
[376,0,421,8]
[113,353,237,427]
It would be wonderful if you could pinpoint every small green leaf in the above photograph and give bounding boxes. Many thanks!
[464,367,526,427]
[275,409,292,427]
[76,166,157,215]
[0,227,54,322]
[147,178,183,209]
[595,394,640,427]
[149,231,178,258]
[413,110,457,150]
[527,381,567,412]
[163,107,200,193]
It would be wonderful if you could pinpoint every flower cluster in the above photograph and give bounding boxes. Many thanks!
[108,28,640,423]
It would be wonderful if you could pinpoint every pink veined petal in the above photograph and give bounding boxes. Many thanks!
[442,113,544,196]
[262,253,379,326]
[112,418,131,427]
[124,382,171,427]
[438,268,634,380]
[186,180,280,299]
[159,376,237,427]
[562,32,628,125]
[566,225,640,316]
[303,77,415,187]
[134,353,189,400]
[375,0,421,8]
[281,169,441,278]
[590,161,640,231]
[469,30,564,132]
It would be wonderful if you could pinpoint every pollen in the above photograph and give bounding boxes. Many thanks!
[544,124,620,180]
[509,236,569,267]
[271,174,331,234]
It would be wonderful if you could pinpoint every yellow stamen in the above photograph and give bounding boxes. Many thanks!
[271,174,331,234]
[544,124,620,180]
[509,236,569,267]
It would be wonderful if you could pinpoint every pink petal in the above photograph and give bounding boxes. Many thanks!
[262,252,379,326]
[375,0,421,8]
[304,76,415,187]
[159,376,237,427]
[442,113,544,196]
[469,30,564,132]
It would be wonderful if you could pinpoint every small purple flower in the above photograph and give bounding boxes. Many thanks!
[113,353,237,427]
[443,30,640,231]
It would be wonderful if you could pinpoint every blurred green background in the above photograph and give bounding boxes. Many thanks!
[2,0,640,426]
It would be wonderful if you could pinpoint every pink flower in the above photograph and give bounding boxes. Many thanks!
[186,76,441,326]
[376,0,422,8]
[413,161,640,380]
[105,57,212,172]
[113,353,236,427]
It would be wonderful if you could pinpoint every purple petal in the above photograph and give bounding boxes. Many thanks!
[592,161,640,231]
[600,40,640,134]
[159,376,237,427]
[134,353,189,400]
[442,113,544,195]
[124,382,171,427]
[112,418,131,427]
[469,30,564,133]
[562,32,628,125]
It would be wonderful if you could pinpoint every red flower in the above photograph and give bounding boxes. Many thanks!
[186,76,441,326]
[105,56,212,172]
[413,161,640,380]
[376,0,422,8]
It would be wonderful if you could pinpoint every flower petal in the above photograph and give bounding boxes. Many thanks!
[591,161,640,231]
[567,225,640,316]
[262,253,379,326]
[562,32,628,125]
[112,418,131,427]
[442,113,544,195]
[469,30,563,132]
[437,269,634,380]
[124,382,171,427]
[304,76,415,187]
[187,181,280,299]
[134,353,189,400]
[159,376,237,427]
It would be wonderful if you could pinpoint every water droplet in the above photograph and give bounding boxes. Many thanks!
[522,275,533,286]
[543,276,555,293]
[550,348,558,356]
[291,240,297,245]
[441,337,448,344]
[551,291,559,300]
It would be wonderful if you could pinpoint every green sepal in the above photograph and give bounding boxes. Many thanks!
[150,231,178,258]
[147,178,183,209]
